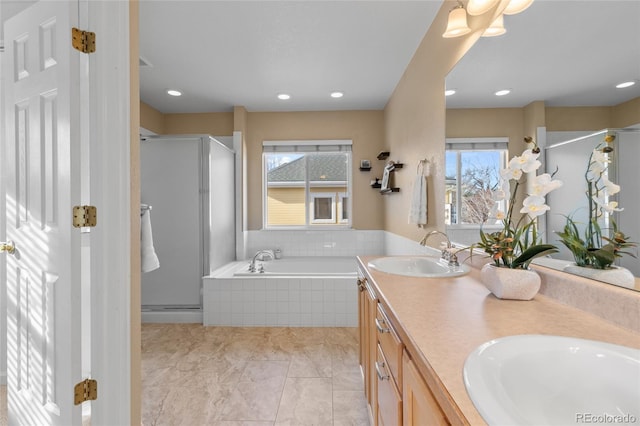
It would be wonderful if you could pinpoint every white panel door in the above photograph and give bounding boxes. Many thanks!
[3,1,83,424]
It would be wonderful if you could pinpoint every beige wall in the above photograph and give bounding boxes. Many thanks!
[382,0,505,242]
[164,112,234,136]
[140,101,164,134]
[139,102,234,136]
[244,111,386,230]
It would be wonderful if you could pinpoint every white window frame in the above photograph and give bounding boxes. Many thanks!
[338,192,349,224]
[310,192,337,224]
[262,140,352,230]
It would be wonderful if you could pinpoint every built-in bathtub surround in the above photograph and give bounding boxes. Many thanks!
[204,258,358,327]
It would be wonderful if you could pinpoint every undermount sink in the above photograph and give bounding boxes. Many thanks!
[464,335,640,426]
[367,256,470,278]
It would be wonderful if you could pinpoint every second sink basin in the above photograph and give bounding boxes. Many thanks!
[367,256,470,278]
[464,334,640,426]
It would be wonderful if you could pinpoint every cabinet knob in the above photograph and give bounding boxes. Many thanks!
[375,317,390,334]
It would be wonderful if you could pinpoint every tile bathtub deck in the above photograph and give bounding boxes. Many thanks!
[1,324,369,425]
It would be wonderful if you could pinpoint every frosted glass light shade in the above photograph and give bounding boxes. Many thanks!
[503,0,534,15]
[482,14,506,37]
[443,6,471,38]
[467,0,500,16]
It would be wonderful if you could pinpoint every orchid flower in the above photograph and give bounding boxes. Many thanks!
[520,195,550,218]
[601,175,621,195]
[530,173,563,197]
[509,149,541,173]
[592,197,624,214]
[500,166,522,181]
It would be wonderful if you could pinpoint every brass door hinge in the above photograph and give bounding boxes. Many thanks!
[74,378,97,405]
[72,27,96,54]
[73,205,97,228]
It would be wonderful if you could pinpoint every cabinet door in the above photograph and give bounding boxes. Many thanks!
[367,284,379,423]
[377,345,403,426]
[403,353,449,426]
[357,275,369,398]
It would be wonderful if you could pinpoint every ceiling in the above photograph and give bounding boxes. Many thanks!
[445,0,640,109]
[138,0,441,113]
[3,1,639,113]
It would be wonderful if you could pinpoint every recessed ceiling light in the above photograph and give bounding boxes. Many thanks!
[616,81,636,89]
[330,92,344,98]
[277,93,291,100]
[445,89,456,96]
[166,89,182,97]
[495,89,511,96]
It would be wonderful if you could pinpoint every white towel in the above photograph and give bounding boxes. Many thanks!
[408,174,428,228]
[141,209,160,273]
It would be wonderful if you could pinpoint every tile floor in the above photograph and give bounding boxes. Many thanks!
[0,324,370,425]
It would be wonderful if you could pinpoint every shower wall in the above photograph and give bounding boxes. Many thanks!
[141,135,235,309]
[545,129,640,276]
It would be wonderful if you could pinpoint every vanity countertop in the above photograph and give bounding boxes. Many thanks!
[357,255,640,425]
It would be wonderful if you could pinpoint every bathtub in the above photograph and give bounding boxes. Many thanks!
[203,257,358,327]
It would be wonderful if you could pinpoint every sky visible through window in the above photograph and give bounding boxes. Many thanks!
[446,150,502,180]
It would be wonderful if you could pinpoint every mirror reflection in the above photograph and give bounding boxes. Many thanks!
[445,1,640,290]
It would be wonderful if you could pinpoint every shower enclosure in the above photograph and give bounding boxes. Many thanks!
[545,128,640,276]
[140,135,235,322]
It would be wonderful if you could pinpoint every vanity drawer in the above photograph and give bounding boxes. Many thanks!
[376,344,402,426]
[376,303,403,388]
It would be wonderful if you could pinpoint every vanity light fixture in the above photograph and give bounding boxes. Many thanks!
[495,89,511,96]
[482,14,506,37]
[277,93,291,100]
[330,91,344,98]
[467,0,501,16]
[503,0,534,15]
[442,3,471,38]
[166,89,182,97]
[445,89,457,96]
[616,81,636,89]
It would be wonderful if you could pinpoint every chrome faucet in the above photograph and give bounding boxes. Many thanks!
[419,230,459,267]
[249,249,275,272]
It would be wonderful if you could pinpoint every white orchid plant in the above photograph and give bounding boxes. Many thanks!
[556,134,636,269]
[476,137,562,269]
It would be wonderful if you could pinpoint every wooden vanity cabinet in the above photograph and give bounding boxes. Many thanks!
[403,351,450,426]
[358,262,457,426]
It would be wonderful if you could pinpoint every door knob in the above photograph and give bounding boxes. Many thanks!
[1,240,15,254]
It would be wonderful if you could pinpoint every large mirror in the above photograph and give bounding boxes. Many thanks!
[445,0,640,290]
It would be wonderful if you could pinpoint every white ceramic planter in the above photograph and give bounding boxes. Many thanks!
[480,263,541,300]
[563,263,635,289]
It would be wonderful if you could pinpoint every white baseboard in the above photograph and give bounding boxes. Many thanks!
[141,310,203,324]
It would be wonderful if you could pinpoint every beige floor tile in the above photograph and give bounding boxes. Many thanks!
[217,360,289,422]
[332,391,370,426]
[1,385,6,426]
[1,325,370,425]
[275,377,333,426]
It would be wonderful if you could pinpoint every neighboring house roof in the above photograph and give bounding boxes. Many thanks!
[268,153,348,183]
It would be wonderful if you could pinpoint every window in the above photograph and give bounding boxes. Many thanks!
[445,138,508,227]
[263,140,352,228]
[311,193,336,223]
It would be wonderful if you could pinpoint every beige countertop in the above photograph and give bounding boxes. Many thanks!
[357,255,640,425]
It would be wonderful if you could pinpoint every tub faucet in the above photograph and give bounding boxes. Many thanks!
[249,250,275,272]
[419,230,459,267]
